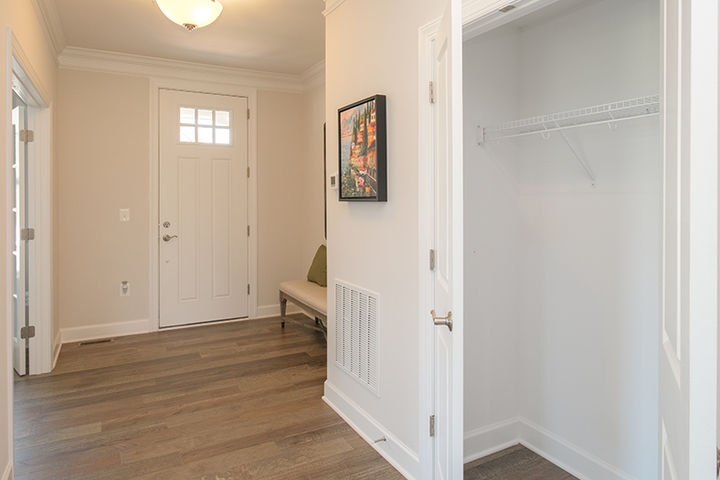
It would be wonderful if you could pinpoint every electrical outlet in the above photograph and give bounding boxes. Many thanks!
[119,208,130,222]
[120,281,130,297]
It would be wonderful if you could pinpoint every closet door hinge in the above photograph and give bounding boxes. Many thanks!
[429,81,435,104]
[247,109,250,120]
[429,415,436,437]
[247,167,250,178]
[429,249,436,271]
[21,228,35,241]
[247,284,250,295]
[247,225,250,236]
[19,130,34,143]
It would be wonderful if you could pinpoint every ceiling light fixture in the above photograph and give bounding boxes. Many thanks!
[155,0,223,31]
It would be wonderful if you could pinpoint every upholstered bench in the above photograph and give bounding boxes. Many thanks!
[279,280,327,335]
[279,245,327,337]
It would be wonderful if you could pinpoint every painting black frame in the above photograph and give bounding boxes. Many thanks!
[338,94,387,202]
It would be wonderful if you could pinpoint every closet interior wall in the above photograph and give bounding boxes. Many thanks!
[463,0,660,478]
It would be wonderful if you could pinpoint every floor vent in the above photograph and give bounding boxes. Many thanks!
[335,280,379,394]
[79,338,114,346]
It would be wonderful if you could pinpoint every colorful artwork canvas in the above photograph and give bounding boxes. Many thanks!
[338,95,387,201]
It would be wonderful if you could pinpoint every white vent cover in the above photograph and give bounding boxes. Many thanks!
[335,280,379,394]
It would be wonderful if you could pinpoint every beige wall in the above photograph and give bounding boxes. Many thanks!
[55,70,150,329]
[2,0,59,474]
[324,0,442,467]
[54,69,326,330]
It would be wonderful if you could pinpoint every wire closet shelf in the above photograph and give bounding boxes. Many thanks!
[477,95,661,144]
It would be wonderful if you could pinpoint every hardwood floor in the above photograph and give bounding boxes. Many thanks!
[464,445,578,480]
[13,316,403,480]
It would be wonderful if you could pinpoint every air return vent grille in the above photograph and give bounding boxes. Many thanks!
[335,280,379,394]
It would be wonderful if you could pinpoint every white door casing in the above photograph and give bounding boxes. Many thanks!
[431,0,464,478]
[659,0,718,478]
[159,89,249,327]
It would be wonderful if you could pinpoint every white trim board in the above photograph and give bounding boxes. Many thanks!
[323,381,420,480]
[52,329,62,369]
[322,0,350,17]
[463,417,637,480]
[31,0,66,56]
[1,462,12,480]
[58,47,325,93]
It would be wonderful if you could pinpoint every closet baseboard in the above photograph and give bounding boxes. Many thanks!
[464,417,522,463]
[518,417,636,480]
[323,381,420,480]
[464,417,637,480]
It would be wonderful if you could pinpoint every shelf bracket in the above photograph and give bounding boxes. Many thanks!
[556,126,596,184]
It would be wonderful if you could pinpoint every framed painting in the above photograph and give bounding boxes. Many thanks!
[338,95,387,201]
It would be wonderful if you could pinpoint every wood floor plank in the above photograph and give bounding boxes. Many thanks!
[14,316,401,480]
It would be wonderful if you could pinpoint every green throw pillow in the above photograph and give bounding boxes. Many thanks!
[307,245,327,287]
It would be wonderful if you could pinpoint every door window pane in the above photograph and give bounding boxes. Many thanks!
[180,107,195,125]
[215,111,230,127]
[215,128,230,145]
[198,127,213,144]
[180,126,196,143]
[198,109,213,126]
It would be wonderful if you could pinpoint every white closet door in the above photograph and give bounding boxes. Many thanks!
[658,0,718,478]
[159,90,249,327]
[431,0,464,478]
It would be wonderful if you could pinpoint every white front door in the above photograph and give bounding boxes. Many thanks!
[658,0,718,478]
[431,0,464,478]
[159,90,249,327]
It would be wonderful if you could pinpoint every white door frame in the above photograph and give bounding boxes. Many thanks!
[418,0,719,477]
[149,78,258,329]
[6,30,54,377]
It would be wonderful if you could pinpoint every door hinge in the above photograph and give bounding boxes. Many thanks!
[247,167,250,178]
[429,415,436,437]
[20,228,35,241]
[247,225,250,236]
[20,325,35,339]
[19,130,34,143]
[247,284,250,295]
[429,81,435,104]
[247,109,250,120]
[429,249,436,271]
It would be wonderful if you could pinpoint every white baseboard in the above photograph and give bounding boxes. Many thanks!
[323,381,419,479]
[463,417,636,480]
[464,417,521,463]
[2,462,12,480]
[518,417,635,480]
[60,318,153,344]
[52,329,62,369]
[254,303,305,319]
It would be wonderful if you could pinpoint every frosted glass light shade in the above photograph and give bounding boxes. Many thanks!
[156,0,223,31]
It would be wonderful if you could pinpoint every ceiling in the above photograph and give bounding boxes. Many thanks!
[49,0,326,75]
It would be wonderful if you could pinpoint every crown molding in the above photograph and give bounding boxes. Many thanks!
[31,0,67,56]
[322,0,350,17]
[57,47,325,93]
[301,60,325,90]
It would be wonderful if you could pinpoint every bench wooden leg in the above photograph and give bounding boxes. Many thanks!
[280,295,287,328]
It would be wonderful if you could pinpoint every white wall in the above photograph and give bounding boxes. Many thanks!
[463,26,524,455]
[54,68,326,335]
[463,0,660,478]
[324,0,443,476]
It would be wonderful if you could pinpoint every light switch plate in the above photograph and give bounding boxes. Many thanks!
[120,281,130,296]
[119,208,130,222]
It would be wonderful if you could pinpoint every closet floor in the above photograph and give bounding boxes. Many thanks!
[464,445,578,480]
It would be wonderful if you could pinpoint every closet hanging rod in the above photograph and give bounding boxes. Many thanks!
[477,95,660,144]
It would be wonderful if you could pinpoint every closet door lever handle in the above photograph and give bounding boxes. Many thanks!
[431,310,453,332]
